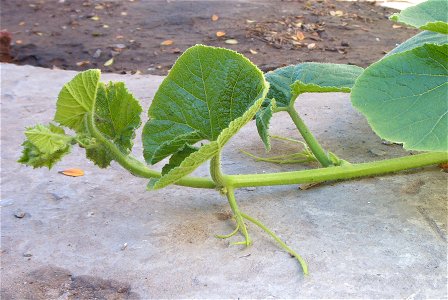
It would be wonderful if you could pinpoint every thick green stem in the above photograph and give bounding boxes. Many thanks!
[226,152,447,188]
[287,107,333,167]
[86,114,216,189]
[241,213,308,275]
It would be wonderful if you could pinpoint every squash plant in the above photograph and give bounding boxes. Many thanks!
[19,0,447,275]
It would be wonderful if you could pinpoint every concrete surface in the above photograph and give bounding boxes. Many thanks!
[1,63,447,299]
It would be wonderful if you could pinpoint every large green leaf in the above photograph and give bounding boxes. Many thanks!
[18,124,73,168]
[148,86,268,190]
[387,31,448,56]
[351,43,448,152]
[142,45,269,189]
[257,63,363,150]
[54,69,101,131]
[390,0,448,34]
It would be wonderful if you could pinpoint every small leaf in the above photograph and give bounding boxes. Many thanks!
[225,39,238,45]
[54,69,100,131]
[216,31,226,37]
[59,168,84,177]
[351,43,448,152]
[249,49,258,54]
[19,124,73,169]
[103,58,114,66]
[211,14,219,21]
[160,40,174,46]
[90,15,100,21]
[390,0,448,34]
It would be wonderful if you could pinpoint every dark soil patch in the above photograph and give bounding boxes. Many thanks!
[1,0,417,75]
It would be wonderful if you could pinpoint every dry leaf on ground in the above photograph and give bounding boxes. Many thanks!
[160,40,173,46]
[59,168,84,177]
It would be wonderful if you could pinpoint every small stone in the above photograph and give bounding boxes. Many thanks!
[113,43,126,49]
[23,252,32,257]
[369,148,386,156]
[14,210,26,218]
[341,41,349,47]
[92,49,102,58]
[120,243,128,251]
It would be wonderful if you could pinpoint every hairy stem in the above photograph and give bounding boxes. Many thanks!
[226,187,252,246]
[287,107,333,167]
[226,152,447,188]
[241,212,308,275]
[85,114,216,189]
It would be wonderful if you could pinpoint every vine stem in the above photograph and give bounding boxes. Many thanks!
[241,212,308,275]
[286,107,333,167]
[85,113,216,189]
[224,152,447,188]
[86,113,446,191]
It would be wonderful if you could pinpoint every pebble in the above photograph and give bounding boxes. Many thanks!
[113,44,126,49]
[369,148,386,156]
[23,252,32,257]
[14,210,26,218]
[92,49,102,58]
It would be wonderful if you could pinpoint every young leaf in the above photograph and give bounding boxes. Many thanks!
[52,70,143,168]
[258,63,363,149]
[351,43,448,152]
[143,45,268,164]
[390,0,448,34]
[24,124,73,153]
[94,82,143,154]
[143,44,269,189]
[18,124,73,168]
[387,31,448,56]
[54,69,101,131]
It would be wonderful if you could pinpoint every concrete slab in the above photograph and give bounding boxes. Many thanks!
[1,63,447,299]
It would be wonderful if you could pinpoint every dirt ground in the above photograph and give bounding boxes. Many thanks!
[0,0,418,75]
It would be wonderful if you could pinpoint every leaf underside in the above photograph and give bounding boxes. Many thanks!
[390,0,448,34]
[257,63,363,150]
[351,43,448,152]
[143,44,269,189]
[387,31,448,56]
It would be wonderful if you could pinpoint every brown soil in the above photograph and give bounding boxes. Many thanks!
[1,0,417,75]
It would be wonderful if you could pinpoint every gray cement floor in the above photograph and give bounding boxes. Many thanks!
[1,63,447,299]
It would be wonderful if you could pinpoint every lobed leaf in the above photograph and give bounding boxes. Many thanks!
[18,124,73,168]
[390,0,448,34]
[387,31,448,56]
[351,43,448,152]
[143,45,269,189]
